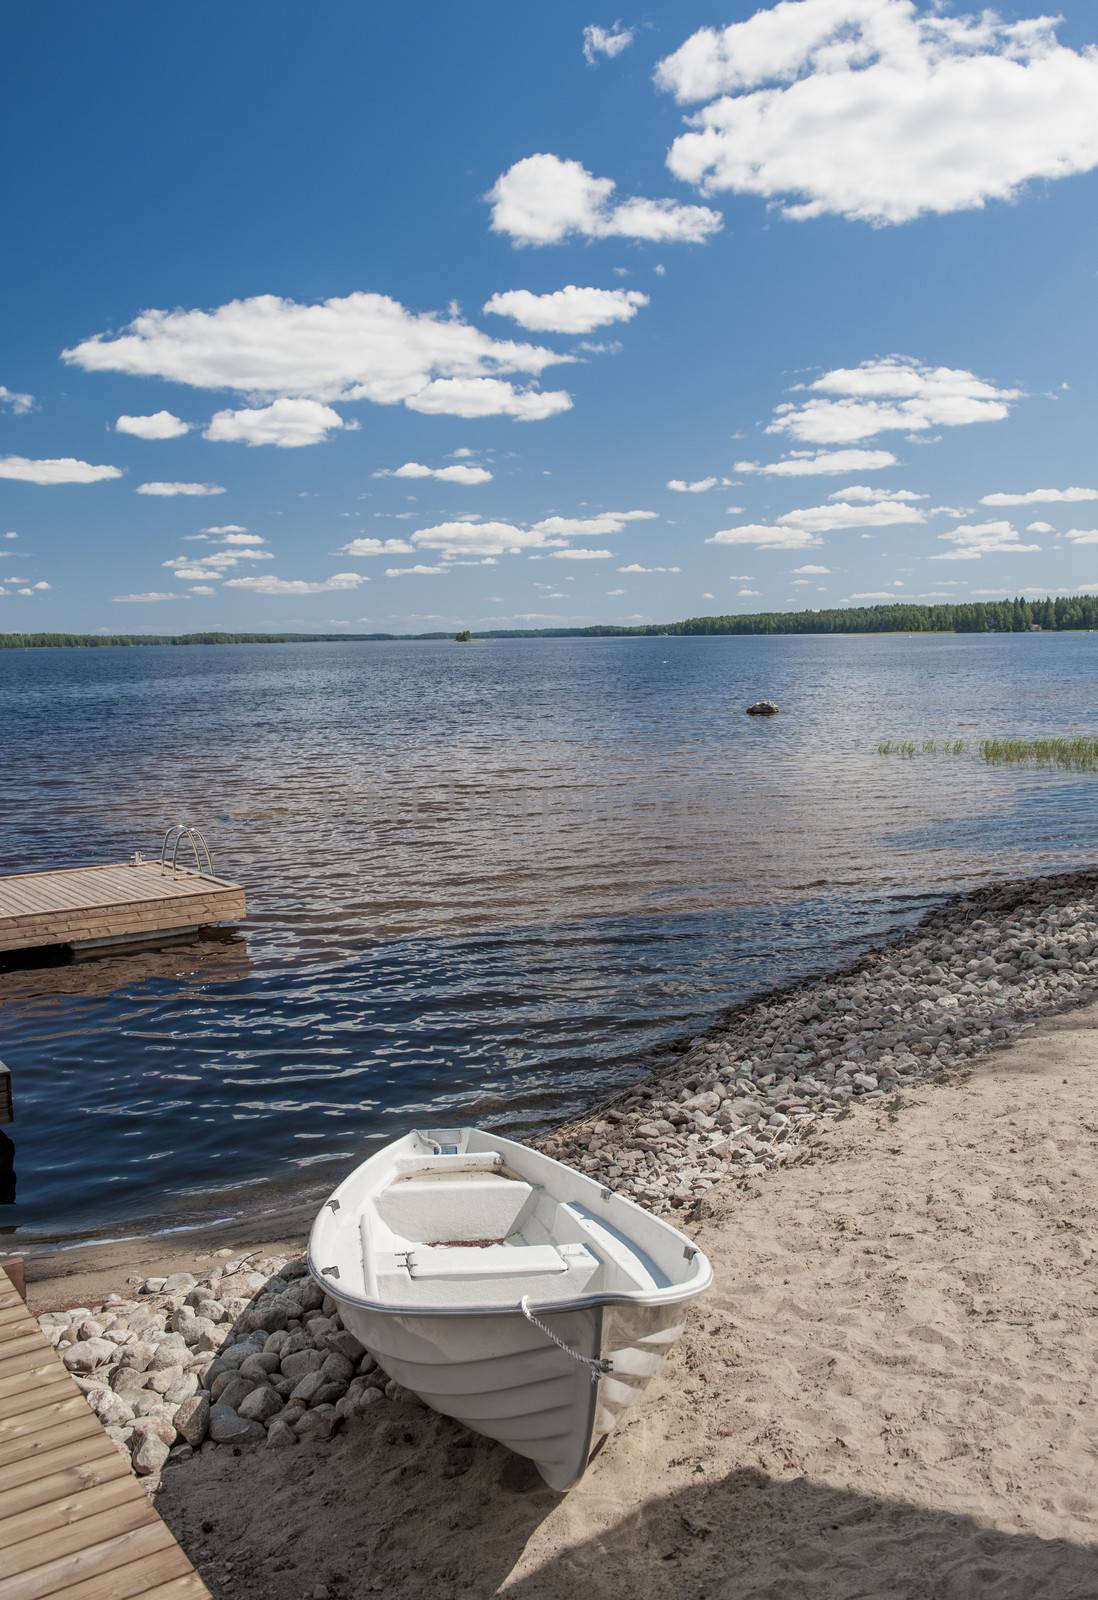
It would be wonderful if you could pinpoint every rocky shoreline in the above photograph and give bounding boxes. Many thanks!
[32,867,1098,1493]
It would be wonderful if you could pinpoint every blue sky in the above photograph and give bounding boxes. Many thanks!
[3,0,1098,632]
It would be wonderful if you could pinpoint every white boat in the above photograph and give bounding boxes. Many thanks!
[308,1126,712,1490]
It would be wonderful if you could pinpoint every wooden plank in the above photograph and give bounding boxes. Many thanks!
[0,1519,178,1600]
[0,1411,110,1473]
[45,1547,201,1600]
[0,1372,74,1420]
[0,1389,88,1433]
[0,1454,130,1524]
[0,861,244,954]
[2,1493,153,1581]
[0,1331,49,1364]
[0,1353,66,1396]
[0,1473,137,1551]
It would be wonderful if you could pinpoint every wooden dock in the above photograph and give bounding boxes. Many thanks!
[0,862,245,957]
[0,1271,211,1600]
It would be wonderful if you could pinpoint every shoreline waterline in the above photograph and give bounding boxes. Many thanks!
[25,861,1097,1314]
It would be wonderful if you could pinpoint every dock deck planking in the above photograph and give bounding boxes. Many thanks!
[0,1276,211,1600]
[0,862,245,954]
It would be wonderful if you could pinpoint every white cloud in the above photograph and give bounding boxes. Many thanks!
[736,587,760,596]
[205,398,351,448]
[0,385,34,415]
[930,520,1042,560]
[979,486,1098,506]
[115,410,189,440]
[532,509,656,536]
[190,585,216,596]
[63,291,575,423]
[844,590,904,601]
[223,572,370,595]
[385,565,446,577]
[667,476,723,493]
[658,2,1098,225]
[767,358,1019,445]
[607,587,626,595]
[113,590,185,602]
[486,154,722,246]
[708,523,821,549]
[1026,521,1056,534]
[375,461,493,485]
[340,537,417,556]
[411,520,547,559]
[0,456,122,485]
[1064,529,1098,545]
[546,548,613,560]
[791,579,812,586]
[827,484,923,502]
[3,532,16,539]
[137,481,225,497]
[735,447,898,476]
[484,286,648,334]
[618,562,682,573]
[583,22,634,65]
[201,524,247,534]
[404,376,571,420]
[221,532,265,545]
[793,563,830,573]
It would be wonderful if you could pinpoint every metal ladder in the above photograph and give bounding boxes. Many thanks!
[159,824,215,876]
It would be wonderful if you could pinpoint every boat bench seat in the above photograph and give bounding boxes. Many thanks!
[408,1243,567,1280]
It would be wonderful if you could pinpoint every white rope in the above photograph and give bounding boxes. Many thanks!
[519,1296,612,1383]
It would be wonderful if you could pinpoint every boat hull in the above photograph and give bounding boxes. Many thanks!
[335,1297,687,1491]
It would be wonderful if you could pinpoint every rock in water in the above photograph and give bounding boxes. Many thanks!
[745,700,779,716]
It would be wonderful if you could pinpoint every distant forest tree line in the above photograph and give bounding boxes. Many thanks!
[1,594,1096,649]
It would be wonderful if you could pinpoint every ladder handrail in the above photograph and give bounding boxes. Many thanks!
[159,825,215,876]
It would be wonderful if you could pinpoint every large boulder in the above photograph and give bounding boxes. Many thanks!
[745,700,780,716]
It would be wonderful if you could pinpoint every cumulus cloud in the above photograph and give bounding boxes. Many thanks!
[844,590,904,601]
[735,447,898,476]
[658,2,1098,225]
[410,520,548,559]
[618,562,682,572]
[486,154,722,246]
[979,486,1098,506]
[137,481,225,497]
[63,291,575,423]
[1064,529,1098,545]
[532,509,657,536]
[0,456,122,485]
[0,385,34,415]
[374,461,493,485]
[484,286,648,334]
[385,565,446,577]
[113,590,185,603]
[115,410,189,439]
[708,523,821,549]
[223,572,370,595]
[205,398,352,448]
[767,358,1020,445]
[404,376,571,420]
[583,22,634,64]
[667,476,725,493]
[736,588,760,596]
[828,484,923,502]
[1026,521,1056,534]
[930,520,1042,560]
[221,532,265,545]
[548,547,614,560]
[340,537,417,556]
[793,563,830,573]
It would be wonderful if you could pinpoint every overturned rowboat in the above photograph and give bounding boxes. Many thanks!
[308,1126,712,1490]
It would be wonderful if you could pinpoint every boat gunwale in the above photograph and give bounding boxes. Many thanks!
[307,1128,714,1318]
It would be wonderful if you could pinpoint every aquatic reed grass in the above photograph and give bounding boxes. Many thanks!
[877,736,1098,770]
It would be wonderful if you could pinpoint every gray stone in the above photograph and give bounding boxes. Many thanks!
[174,1395,210,1448]
[289,1369,328,1405]
[207,1404,266,1445]
[131,1430,171,1477]
[212,1374,255,1410]
[237,1384,283,1423]
[266,1418,298,1447]
[281,1348,324,1381]
[239,1351,282,1382]
[319,1351,355,1384]
[62,1338,117,1374]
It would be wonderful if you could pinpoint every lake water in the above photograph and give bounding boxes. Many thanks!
[2,633,1097,1251]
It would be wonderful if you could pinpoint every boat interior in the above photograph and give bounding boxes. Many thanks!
[356,1137,675,1309]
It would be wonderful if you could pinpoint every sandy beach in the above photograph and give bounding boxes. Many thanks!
[134,998,1098,1598]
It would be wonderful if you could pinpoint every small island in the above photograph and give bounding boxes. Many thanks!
[455,629,474,643]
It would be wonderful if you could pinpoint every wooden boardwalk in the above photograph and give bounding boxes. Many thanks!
[0,862,245,956]
[0,1273,211,1600]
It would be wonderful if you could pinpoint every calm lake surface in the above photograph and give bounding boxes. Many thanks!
[2,633,1097,1250]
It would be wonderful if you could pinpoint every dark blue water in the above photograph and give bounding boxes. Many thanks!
[2,634,1096,1249]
